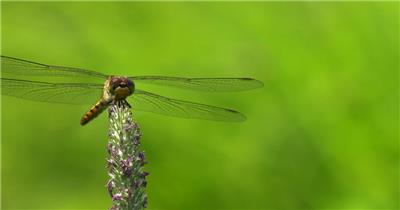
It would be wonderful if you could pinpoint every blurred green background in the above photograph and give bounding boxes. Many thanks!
[1,2,398,209]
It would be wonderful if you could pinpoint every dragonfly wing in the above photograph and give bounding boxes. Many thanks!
[1,78,104,105]
[129,89,246,122]
[129,76,263,92]
[1,56,107,79]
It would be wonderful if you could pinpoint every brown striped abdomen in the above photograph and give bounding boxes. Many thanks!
[80,99,111,125]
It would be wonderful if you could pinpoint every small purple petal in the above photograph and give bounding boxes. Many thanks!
[132,180,139,189]
[127,155,134,163]
[107,143,113,155]
[138,152,145,161]
[121,158,133,176]
[107,159,115,169]
[107,180,114,197]
[112,193,123,201]
[138,152,147,166]
[127,188,133,199]
[134,132,141,139]
[109,205,119,210]
[124,123,135,132]
[140,171,150,178]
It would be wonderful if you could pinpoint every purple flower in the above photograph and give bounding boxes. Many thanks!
[107,102,148,209]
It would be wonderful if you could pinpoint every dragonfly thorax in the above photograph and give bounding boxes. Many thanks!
[107,76,135,100]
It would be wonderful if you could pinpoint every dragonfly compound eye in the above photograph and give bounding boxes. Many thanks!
[127,80,135,92]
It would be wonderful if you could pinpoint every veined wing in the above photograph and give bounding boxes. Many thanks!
[1,56,107,79]
[129,76,263,92]
[1,78,103,105]
[130,89,246,122]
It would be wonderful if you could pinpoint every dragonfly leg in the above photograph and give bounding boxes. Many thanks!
[114,100,131,108]
[124,100,132,108]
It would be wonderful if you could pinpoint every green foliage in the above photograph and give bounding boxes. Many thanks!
[1,2,398,209]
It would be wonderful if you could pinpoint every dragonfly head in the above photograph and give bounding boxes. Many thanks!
[109,76,135,100]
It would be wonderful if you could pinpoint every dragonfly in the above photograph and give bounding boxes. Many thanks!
[1,56,263,125]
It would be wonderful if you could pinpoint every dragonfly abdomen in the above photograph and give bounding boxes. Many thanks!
[80,99,111,125]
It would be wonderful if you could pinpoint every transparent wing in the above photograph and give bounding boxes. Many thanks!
[129,76,263,92]
[130,89,246,122]
[1,78,104,105]
[1,55,107,79]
